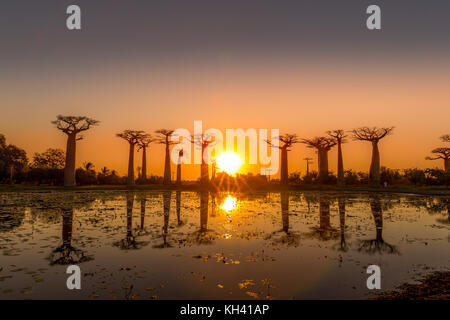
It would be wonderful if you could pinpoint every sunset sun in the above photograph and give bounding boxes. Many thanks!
[216,152,242,176]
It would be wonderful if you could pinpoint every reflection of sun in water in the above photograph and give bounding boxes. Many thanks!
[220,195,238,212]
[216,152,242,176]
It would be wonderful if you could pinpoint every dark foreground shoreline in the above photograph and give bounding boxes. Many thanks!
[375,271,450,300]
[0,184,449,196]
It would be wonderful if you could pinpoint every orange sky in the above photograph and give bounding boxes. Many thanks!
[1,55,449,180]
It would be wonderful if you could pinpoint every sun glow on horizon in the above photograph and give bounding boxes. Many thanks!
[216,152,242,176]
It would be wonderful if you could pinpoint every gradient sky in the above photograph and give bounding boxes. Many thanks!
[1,1,449,179]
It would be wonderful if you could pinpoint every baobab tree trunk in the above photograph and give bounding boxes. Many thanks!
[64,133,77,187]
[444,158,449,171]
[176,163,181,185]
[318,149,329,180]
[337,142,344,186]
[127,143,135,185]
[369,141,381,186]
[163,144,171,184]
[280,147,288,185]
[141,146,147,180]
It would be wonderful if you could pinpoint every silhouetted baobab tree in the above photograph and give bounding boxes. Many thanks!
[441,134,450,143]
[301,137,336,181]
[117,130,148,186]
[267,134,299,185]
[192,133,216,186]
[426,147,450,171]
[52,115,99,187]
[327,130,348,186]
[351,127,394,186]
[137,134,154,181]
[155,129,176,185]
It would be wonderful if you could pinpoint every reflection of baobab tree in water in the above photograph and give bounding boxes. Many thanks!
[307,196,338,241]
[266,192,300,246]
[114,193,148,250]
[176,191,184,226]
[136,194,151,236]
[333,196,349,252]
[48,200,93,265]
[153,191,172,248]
[187,191,218,245]
[358,194,399,255]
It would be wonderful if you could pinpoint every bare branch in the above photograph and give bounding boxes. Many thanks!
[426,147,450,160]
[351,127,394,142]
[116,130,148,145]
[327,129,348,144]
[52,115,99,135]
[301,136,337,151]
[440,134,450,143]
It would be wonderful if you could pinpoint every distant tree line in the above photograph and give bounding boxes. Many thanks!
[0,115,449,187]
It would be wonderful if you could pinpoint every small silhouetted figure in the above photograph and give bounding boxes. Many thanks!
[200,191,209,232]
[327,130,348,186]
[155,129,176,185]
[176,191,183,226]
[301,137,337,181]
[52,115,99,187]
[117,130,150,186]
[176,149,183,185]
[351,127,394,186]
[267,134,299,185]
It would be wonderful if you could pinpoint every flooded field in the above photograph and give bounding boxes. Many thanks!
[0,190,448,300]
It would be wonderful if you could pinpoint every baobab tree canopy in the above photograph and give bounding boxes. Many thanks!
[427,147,450,159]
[116,130,149,145]
[351,127,394,142]
[441,134,450,143]
[274,134,299,150]
[327,130,348,143]
[52,115,99,137]
[301,136,337,151]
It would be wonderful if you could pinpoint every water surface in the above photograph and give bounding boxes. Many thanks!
[0,190,448,299]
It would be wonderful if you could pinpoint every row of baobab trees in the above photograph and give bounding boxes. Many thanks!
[52,115,450,187]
